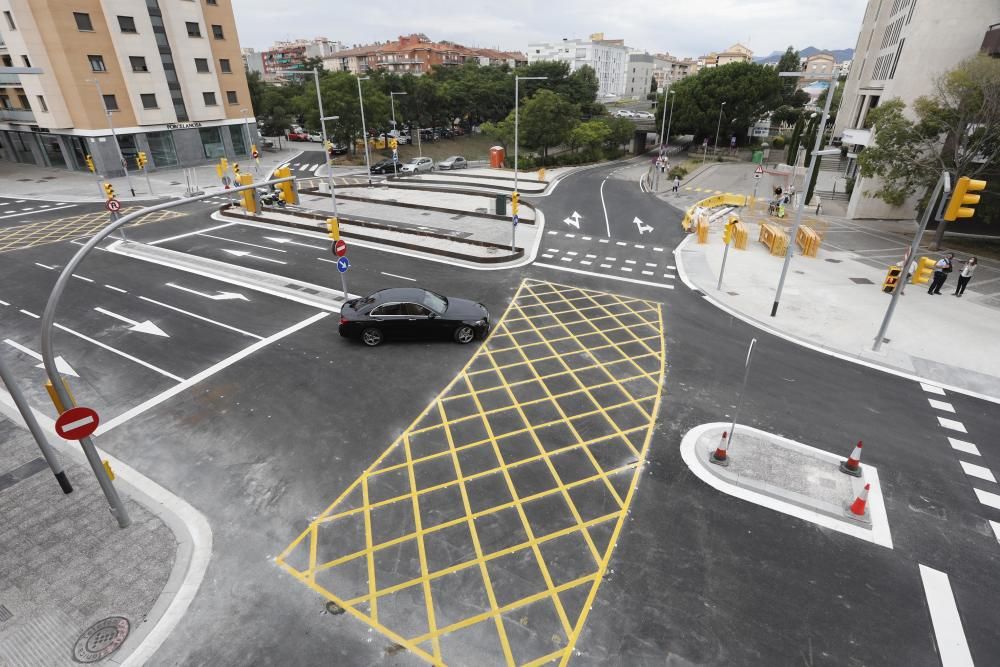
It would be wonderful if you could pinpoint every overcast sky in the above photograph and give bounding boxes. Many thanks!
[233,0,868,59]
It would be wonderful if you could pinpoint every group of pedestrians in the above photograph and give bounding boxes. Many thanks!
[926,253,979,296]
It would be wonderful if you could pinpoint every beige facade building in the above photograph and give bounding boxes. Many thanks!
[0,0,254,174]
[834,0,998,219]
[652,53,697,91]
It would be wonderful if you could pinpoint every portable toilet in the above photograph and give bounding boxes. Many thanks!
[489,146,506,169]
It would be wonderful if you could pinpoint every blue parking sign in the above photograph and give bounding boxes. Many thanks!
[337,256,350,273]
[512,214,519,227]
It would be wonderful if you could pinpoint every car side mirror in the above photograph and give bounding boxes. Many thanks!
[428,312,437,319]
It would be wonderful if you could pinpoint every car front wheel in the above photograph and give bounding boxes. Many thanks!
[454,325,475,344]
[361,327,384,347]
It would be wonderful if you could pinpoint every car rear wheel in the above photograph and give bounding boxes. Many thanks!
[454,325,475,344]
[361,327,384,347]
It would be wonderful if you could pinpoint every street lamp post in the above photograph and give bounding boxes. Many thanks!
[240,107,258,174]
[390,91,407,178]
[713,101,727,156]
[770,67,841,317]
[357,76,373,187]
[89,79,136,197]
[654,88,675,190]
[512,76,547,252]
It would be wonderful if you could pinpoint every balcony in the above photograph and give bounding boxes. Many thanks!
[0,108,36,123]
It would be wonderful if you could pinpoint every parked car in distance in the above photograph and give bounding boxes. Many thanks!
[396,132,411,144]
[369,159,397,174]
[287,130,310,141]
[400,156,434,174]
[307,131,322,142]
[438,155,467,170]
[339,287,490,346]
[330,143,348,155]
[612,109,635,118]
[634,111,655,120]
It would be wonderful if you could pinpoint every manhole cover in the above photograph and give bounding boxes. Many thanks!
[72,616,129,663]
[850,277,874,284]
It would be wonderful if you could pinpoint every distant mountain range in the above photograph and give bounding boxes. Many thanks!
[754,47,854,64]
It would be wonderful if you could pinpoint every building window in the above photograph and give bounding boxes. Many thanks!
[18,94,31,110]
[4,10,15,30]
[89,55,107,72]
[185,21,201,37]
[146,131,178,167]
[130,56,148,72]
[141,93,158,109]
[22,55,31,67]
[36,95,48,112]
[199,126,225,158]
[102,94,118,111]
[118,15,137,33]
[226,90,238,104]
[219,58,232,73]
[206,0,218,4]
[211,24,224,40]
[195,57,210,73]
[74,12,93,31]
[203,91,217,106]
[228,124,247,155]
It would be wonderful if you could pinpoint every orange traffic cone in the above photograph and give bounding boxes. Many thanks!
[846,483,871,522]
[839,440,863,477]
[710,431,730,467]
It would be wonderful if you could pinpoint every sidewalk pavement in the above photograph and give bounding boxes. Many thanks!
[0,414,176,665]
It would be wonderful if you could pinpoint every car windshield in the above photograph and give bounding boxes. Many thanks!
[422,290,447,313]
[446,156,461,161]
[407,159,422,165]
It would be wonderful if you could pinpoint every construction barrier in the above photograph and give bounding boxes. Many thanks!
[696,215,709,244]
[681,193,750,230]
[758,222,789,256]
[795,226,821,257]
[732,221,749,250]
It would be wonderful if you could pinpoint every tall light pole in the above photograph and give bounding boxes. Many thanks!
[89,78,136,197]
[713,101,727,156]
[357,76,373,187]
[240,107,257,174]
[770,67,841,317]
[655,88,675,190]
[513,75,547,252]
[390,91,407,178]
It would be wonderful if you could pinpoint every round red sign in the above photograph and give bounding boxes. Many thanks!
[55,406,100,440]
[333,239,348,257]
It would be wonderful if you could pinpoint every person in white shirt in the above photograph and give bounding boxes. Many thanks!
[954,257,977,296]
[927,253,954,295]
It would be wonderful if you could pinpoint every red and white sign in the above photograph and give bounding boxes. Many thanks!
[333,239,348,257]
[754,165,764,175]
[106,199,122,213]
[55,406,100,440]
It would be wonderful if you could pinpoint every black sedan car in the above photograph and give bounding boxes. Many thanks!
[339,288,490,346]
[369,158,398,174]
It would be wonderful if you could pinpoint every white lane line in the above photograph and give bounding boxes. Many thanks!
[585,254,597,259]
[959,461,997,483]
[654,248,665,253]
[580,261,592,266]
[621,267,633,272]
[948,438,980,456]
[308,164,320,173]
[380,271,417,282]
[201,233,287,252]
[547,230,557,235]
[148,222,237,246]
[599,239,609,244]
[138,296,263,340]
[72,275,95,283]
[566,251,578,256]
[642,271,653,276]
[928,399,955,413]
[599,178,611,237]
[990,520,1000,544]
[666,264,675,269]
[0,299,9,306]
[625,259,636,265]
[560,256,573,262]
[19,309,39,319]
[0,204,76,220]
[975,488,1000,510]
[98,312,328,434]
[635,244,645,249]
[645,262,657,267]
[937,417,967,433]
[541,254,553,259]
[534,263,674,289]
[21,208,34,212]
[565,234,576,238]
[14,200,24,203]
[582,236,592,241]
[921,382,947,395]
[663,274,676,280]
[105,284,128,293]
[35,263,56,271]
[918,565,974,667]
[53,323,184,382]
[545,248,560,254]
[616,241,627,246]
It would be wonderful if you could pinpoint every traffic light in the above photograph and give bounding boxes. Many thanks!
[251,144,259,160]
[723,217,737,245]
[85,154,96,173]
[237,173,256,213]
[232,162,240,176]
[882,265,902,294]
[326,218,340,241]
[136,151,147,170]
[511,191,520,215]
[389,137,398,150]
[943,176,987,221]
[273,166,298,205]
[912,256,936,285]
[102,182,115,200]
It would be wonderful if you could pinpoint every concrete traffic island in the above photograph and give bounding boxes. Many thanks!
[680,423,893,549]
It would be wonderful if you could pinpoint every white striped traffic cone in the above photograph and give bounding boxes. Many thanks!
[845,483,871,523]
[710,431,730,467]
[839,440,863,477]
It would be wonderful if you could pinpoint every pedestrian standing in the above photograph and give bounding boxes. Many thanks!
[954,257,977,297]
[927,253,954,295]
[672,176,680,193]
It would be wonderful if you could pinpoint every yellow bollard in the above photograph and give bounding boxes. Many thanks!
[537,167,546,181]
[103,460,116,481]
[45,378,76,413]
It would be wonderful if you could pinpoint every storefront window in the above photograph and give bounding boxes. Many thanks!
[69,136,91,171]
[199,126,225,159]
[38,134,66,168]
[146,131,178,167]
[10,131,37,164]
[228,124,247,156]
[115,133,138,164]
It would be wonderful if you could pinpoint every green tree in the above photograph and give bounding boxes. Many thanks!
[307,72,391,154]
[517,89,579,162]
[785,115,804,165]
[602,116,635,154]
[568,119,611,158]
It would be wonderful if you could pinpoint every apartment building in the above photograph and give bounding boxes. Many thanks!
[834,0,998,219]
[527,35,630,97]
[260,37,343,81]
[0,0,253,175]
[624,53,654,100]
[323,35,525,77]
[652,53,697,91]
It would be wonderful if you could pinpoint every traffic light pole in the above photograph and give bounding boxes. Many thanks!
[91,78,136,197]
[872,172,947,352]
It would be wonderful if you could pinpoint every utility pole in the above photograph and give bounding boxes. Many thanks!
[357,76,373,187]
[89,79,136,197]
[390,91,407,178]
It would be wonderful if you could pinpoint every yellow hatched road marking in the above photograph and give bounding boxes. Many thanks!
[277,278,666,665]
[0,207,182,253]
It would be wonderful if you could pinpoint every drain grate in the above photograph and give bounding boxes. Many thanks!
[72,617,129,663]
[850,277,874,285]
[826,258,842,263]
[0,604,12,622]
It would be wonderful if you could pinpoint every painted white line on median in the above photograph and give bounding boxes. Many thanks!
[0,299,9,306]
[534,263,674,290]
[201,233,287,252]
[105,284,128,293]
[937,417,967,433]
[921,382,947,395]
[599,178,611,237]
[959,460,997,484]
[948,438,980,456]
[928,399,955,413]
[19,309,39,319]
[0,204,76,220]
[918,565,974,667]
[380,271,416,282]
[54,323,184,382]
[138,296,263,340]
[147,221,237,246]
[35,263,56,271]
[974,488,1000,510]
[72,274,95,283]
[98,312,328,434]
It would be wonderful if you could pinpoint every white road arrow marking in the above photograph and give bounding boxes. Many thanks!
[94,307,169,337]
[4,339,79,377]
[222,249,287,264]
[263,236,327,250]
[166,282,249,301]
[633,216,653,234]
[563,211,582,228]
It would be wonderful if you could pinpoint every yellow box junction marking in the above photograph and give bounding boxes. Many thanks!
[0,207,183,253]
[277,279,665,666]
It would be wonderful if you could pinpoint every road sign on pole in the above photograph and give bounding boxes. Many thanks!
[333,239,347,257]
[55,406,100,441]
[754,165,764,175]
[105,199,121,212]
[337,256,350,273]
[512,214,519,227]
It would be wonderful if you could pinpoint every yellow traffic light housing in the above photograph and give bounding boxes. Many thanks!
[232,162,240,176]
[912,256,936,285]
[943,176,987,221]
[326,218,340,241]
[882,265,902,293]
[102,182,115,200]
[723,217,738,245]
[85,154,96,173]
[273,166,298,205]
[136,151,147,169]
[511,191,520,215]
[237,173,256,213]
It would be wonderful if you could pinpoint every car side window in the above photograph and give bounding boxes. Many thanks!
[371,303,402,316]
[401,303,431,316]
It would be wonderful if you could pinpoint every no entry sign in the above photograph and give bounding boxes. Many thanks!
[333,239,347,257]
[55,406,100,440]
